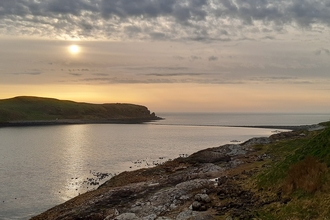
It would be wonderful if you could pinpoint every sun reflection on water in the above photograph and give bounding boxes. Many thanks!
[57,125,90,201]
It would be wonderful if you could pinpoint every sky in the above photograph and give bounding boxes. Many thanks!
[1,0,330,113]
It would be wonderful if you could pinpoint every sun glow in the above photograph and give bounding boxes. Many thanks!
[69,45,80,54]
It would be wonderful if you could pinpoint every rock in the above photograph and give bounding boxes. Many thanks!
[176,210,197,220]
[191,194,211,211]
[104,216,113,220]
[176,210,215,220]
[113,213,138,220]
[169,203,177,210]
[143,214,157,220]
[227,145,246,156]
[241,137,271,148]
[192,201,202,211]
[179,195,190,200]
[194,194,211,203]
[227,159,243,168]
[188,148,231,163]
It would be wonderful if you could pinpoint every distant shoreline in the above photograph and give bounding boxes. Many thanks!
[225,124,325,131]
[0,119,324,132]
[0,117,163,127]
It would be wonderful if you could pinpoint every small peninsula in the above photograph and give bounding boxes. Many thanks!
[0,96,161,126]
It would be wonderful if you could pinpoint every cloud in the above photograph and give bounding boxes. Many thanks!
[68,73,83,76]
[127,66,189,71]
[173,56,185,60]
[208,56,218,61]
[315,48,330,56]
[249,76,314,84]
[1,0,330,40]
[93,73,109,76]
[146,73,203,77]
[76,76,245,85]
[8,71,41,75]
[190,56,202,61]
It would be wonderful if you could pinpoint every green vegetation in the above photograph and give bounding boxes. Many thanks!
[0,96,157,123]
[254,124,330,219]
[257,127,330,187]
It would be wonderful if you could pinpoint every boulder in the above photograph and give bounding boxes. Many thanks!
[194,194,211,203]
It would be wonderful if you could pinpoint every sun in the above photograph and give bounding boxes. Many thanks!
[69,45,80,54]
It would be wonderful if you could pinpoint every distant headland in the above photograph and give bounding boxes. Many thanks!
[0,96,162,126]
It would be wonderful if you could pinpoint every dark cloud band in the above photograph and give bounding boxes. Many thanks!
[0,0,329,40]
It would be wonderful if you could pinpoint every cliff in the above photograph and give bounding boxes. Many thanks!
[0,96,161,125]
[31,122,330,219]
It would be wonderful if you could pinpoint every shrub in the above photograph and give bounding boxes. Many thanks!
[283,156,328,194]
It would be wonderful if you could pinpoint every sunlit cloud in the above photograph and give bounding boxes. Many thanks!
[1,1,330,112]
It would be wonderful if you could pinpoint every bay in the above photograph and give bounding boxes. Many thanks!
[0,112,329,219]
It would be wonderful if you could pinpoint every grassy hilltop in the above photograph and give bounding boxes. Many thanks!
[0,96,159,124]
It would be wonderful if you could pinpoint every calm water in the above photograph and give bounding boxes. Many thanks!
[154,112,330,126]
[0,113,329,219]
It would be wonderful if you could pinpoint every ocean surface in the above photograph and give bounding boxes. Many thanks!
[0,113,329,219]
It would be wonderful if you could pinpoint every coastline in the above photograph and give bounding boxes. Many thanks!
[30,122,329,220]
[1,118,323,131]
[226,124,326,131]
[0,117,163,127]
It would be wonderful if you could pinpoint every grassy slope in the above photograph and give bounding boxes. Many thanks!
[0,96,155,122]
[252,124,330,219]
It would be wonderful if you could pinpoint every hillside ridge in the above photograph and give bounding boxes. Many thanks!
[0,96,161,125]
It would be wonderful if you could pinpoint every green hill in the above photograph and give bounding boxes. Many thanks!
[0,96,160,124]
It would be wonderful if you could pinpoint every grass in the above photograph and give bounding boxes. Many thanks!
[0,96,154,122]
[257,128,330,188]
[283,156,328,194]
[253,124,330,219]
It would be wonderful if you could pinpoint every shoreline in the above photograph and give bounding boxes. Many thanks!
[226,124,325,131]
[1,119,323,132]
[0,117,163,127]
[31,124,328,220]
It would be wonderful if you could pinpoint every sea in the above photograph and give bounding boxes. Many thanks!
[0,112,329,220]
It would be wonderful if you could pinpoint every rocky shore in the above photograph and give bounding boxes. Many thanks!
[30,124,324,220]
